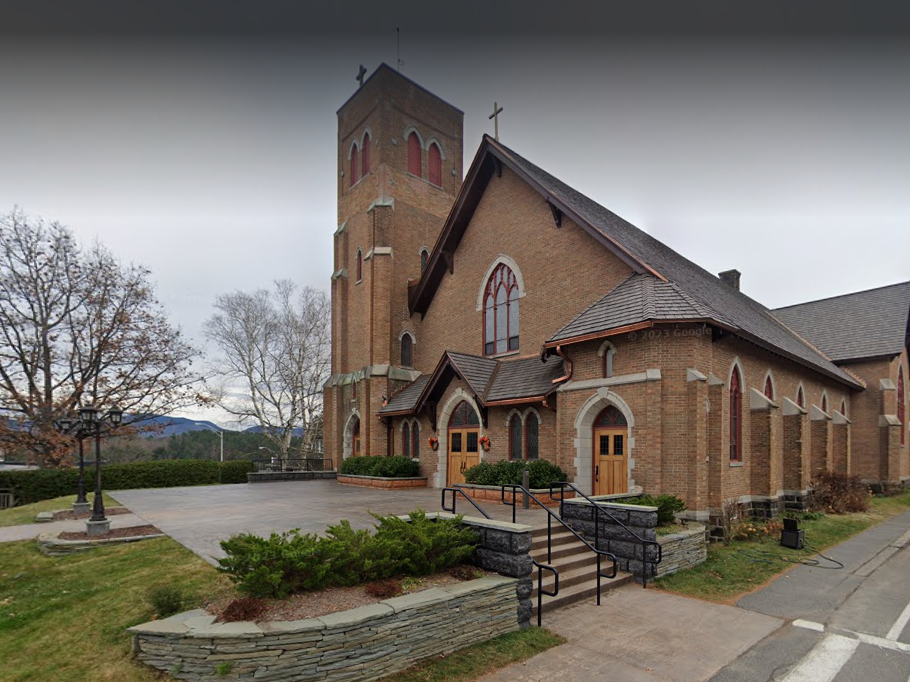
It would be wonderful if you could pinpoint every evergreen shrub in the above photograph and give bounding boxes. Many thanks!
[623,494,687,525]
[462,459,567,489]
[338,455,419,478]
[217,510,478,599]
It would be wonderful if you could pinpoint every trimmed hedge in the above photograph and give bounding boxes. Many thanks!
[339,455,420,478]
[463,459,568,490]
[0,459,255,506]
[623,494,686,525]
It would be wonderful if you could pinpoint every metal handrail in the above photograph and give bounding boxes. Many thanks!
[549,481,663,588]
[501,484,618,613]
[252,457,333,473]
[532,559,558,628]
[440,487,492,519]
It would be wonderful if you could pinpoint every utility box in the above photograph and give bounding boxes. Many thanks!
[780,517,804,549]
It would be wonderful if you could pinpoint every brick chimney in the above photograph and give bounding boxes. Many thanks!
[719,269,741,291]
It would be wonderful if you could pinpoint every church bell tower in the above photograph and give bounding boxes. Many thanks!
[323,64,464,464]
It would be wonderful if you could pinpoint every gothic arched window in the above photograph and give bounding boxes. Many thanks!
[402,422,411,458]
[730,366,742,462]
[356,249,363,283]
[428,142,442,187]
[797,386,805,409]
[764,374,774,400]
[407,132,421,176]
[361,132,371,177]
[483,263,519,356]
[509,414,522,460]
[821,393,828,414]
[899,365,905,446]
[525,413,539,460]
[350,144,360,187]
[401,334,413,367]
[420,248,429,275]
[449,401,479,428]
[412,422,420,458]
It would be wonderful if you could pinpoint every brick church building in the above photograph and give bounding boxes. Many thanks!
[323,64,910,520]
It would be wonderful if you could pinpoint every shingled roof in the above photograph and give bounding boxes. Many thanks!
[379,351,565,417]
[411,135,862,389]
[772,282,910,362]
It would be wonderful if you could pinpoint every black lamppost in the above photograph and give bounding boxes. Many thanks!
[53,416,90,514]
[78,405,123,536]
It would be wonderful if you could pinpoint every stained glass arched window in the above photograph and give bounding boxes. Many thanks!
[730,367,742,462]
[764,375,774,400]
[449,401,479,428]
[402,422,411,458]
[509,414,522,460]
[401,334,413,367]
[420,248,429,275]
[412,422,420,458]
[526,414,539,460]
[899,365,905,446]
[797,386,805,409]
[594,406,627,427]
[483,263,519,356]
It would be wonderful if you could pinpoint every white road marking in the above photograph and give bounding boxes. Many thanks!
[781,634,859,682]
[852,631,910,654]
[793,620,825,632]
[887,599,910,641]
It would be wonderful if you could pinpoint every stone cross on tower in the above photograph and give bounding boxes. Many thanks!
[356,65,367,88]
[489,101,504,141]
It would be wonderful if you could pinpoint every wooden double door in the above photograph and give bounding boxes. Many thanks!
[593,406,628,496]
[447,428,480,486]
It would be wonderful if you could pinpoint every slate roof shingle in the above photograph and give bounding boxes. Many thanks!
[380,376,430,414]
[772,282,910,362]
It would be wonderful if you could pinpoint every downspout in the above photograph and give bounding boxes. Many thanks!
[552,345,573,384]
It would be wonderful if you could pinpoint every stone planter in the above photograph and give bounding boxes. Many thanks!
[129,513,535,682]
[336,474,428,489]
[38,529,165,556]
[655,523,708,577]
[247,471,337,483]
[454,484,574,508]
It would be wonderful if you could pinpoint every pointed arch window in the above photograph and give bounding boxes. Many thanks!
[840,399,847,418]
[356,249,363,283]
[797,386,805,409]
[450,401,479,428]
[730,367,742,462]
[400,333,413,367]
[764,375,774,400]
[604,348,615,378]
[407,132,421,176]
[361,132,371,176]
[899,366,905,446]
[525,413,539,460]
[420,248,429,275]
[821,394,828,413]
[350,144,360,187]
[509,414,522,460]
[402,422,411,458]
[483,263,519,356]
[428,142,442,187]
[412,422,420,458]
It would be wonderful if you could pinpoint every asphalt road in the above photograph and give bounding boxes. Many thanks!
[710,510,910,682]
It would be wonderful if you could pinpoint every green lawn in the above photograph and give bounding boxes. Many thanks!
[655,492,910,603]
[0,536,231,682]
[0,493,121,528]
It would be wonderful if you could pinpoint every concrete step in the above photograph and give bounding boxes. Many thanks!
[530,529,584,552]
[531,569,634,615]
[531,549,599,575]
[533,555,619,592]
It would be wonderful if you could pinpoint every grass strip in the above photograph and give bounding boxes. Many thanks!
[0,536,231,682]
[380,627,566,682]
[655,492,910,603]
[0,493,121,528]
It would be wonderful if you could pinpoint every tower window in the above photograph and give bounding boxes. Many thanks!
[356,249,363,283]
[420,248,429,275]
[401,334,413,367]
[362,132,371,177]
[730,366,742,462]
[428,142,442,187]
[407,132,421,176]
[350,144,360,187]
[483,263,519,356]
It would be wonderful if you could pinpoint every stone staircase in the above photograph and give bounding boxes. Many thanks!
[530,525,634,613]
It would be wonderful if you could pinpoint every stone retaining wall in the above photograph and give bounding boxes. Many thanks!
[561,499,659,583]
[247,471,337,483]
[337,475,428,489]
[129,513,534,682]
[655,523,707,577]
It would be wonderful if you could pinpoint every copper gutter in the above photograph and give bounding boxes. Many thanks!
[552,345,573,384]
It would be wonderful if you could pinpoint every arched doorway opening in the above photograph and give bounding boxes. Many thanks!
[593,405,628,495]
[448,401,480,485]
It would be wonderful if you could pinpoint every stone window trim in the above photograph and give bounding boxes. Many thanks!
[572,388,636,497]
[419,247,430,274]
[399,330,416,368]
[424,136,447,159]
[342,410,362,460]
[402,125,426,150]
[475,255,527,312]
[796,382,806,409]
[820,390,829,415]
[598,340,617,379]
[763,370,776,401]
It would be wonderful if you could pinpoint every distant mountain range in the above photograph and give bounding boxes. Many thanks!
[137,416,304,438]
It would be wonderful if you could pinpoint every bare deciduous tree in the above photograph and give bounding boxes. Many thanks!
[0,209,201,466]
[204,280,330,457]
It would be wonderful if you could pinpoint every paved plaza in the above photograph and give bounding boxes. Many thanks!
[111,480,552,564]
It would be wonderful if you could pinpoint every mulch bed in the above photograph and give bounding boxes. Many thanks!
[58,524,162,541]
[51,507,131,521]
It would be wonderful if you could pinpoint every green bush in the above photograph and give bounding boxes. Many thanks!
[623,494,687,525]
[0,459,255,505]
[339,455,419,478]
[147,584,192,618]
[217,510,478,599]
[462,459,567,489]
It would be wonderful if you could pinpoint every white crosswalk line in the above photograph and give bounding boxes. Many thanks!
[887,598,910,641]
[781,634,859,682]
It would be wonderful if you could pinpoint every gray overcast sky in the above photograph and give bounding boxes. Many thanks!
[1,2,908,425]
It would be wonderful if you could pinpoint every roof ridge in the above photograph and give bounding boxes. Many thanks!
[773,280,910,311]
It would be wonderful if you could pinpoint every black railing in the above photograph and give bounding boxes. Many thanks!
[532,560,559,628]
[549,481,662,588]
[440,487,492,519]
[501,484,618,617]
[252,457,333,473]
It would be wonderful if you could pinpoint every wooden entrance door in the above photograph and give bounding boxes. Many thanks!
[593,406,628,496]
[447,401,481,486]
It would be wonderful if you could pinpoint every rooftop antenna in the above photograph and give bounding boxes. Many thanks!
[356,65,367,89]
[397,28,404,72]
